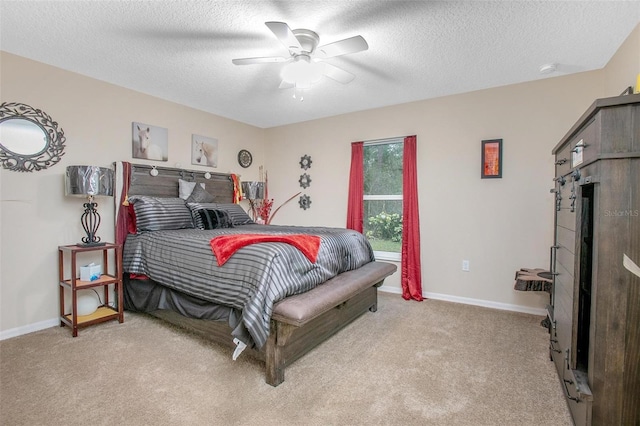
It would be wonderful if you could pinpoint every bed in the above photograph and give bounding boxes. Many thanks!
[115,162,397,386]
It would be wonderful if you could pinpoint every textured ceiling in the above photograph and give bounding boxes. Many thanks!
[1,1,639,128]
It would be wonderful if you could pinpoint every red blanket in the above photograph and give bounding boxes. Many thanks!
[210,234,321,266]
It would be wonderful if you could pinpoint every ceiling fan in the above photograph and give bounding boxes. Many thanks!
[232,22,368,94]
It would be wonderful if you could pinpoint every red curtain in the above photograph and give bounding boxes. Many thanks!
[346,142,364,232]
[401,136,423,301]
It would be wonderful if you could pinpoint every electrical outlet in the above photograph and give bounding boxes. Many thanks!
[462,260,470,272]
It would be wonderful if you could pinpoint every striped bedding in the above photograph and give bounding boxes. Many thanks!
[122,224,375,349]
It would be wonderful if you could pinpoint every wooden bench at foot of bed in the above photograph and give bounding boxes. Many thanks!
[266,260,397,386]
[148,260,397,386]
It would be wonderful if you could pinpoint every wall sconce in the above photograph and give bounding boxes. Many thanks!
[65,165,114,246]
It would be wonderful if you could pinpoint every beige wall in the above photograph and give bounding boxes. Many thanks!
[603,23,640,97]
[264,72,602,309]
[0,52,265,335]
[1,23,637,336]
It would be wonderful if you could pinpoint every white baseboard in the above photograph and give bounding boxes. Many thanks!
[378,285,546,316]
[0,318,59,341]
[2,287,545,340]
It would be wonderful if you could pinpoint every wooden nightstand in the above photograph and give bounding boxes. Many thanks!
[58,243,124,336]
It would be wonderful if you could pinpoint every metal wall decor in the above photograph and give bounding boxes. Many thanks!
[299,173,311,189]
[299,194,311,210]
[299,154,312,170]
[298,156,312,209]
[0,102,66,172]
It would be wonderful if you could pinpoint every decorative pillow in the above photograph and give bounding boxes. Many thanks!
[178,179,205,200]
[186,202,219,230]
[187,202,254,229]
[129,196,194,231]
[197,209,234,230]
[215,203,255,226]
[185,183,216,204]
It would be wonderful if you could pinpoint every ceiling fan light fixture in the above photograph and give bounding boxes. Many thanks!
[281,55,324,87]
[233,22,367,93]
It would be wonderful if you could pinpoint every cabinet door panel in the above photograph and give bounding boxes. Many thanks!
[557,207,576,231]
[556,245,575,279]
[556,226,576,256]
[555,261,574,303]
[554,293,573,349]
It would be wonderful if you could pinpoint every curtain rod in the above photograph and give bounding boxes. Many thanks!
[362,135,414,146]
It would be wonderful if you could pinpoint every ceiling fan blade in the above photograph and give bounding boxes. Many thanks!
[232,56,288,65]
[265,21,302,52]
[322,63,355,84]
[317,35,368,58]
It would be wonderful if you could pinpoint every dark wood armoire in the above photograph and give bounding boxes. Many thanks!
[549,93,640,425]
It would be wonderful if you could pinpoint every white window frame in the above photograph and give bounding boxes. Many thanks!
[363,139,403,262]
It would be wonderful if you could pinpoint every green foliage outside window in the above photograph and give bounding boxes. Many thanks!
[363,142,403,253]
[366,211,402,241]
[364,143,403,195]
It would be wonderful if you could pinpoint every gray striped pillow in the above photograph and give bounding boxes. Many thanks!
[216,203,255,226]
[129,196,194,232]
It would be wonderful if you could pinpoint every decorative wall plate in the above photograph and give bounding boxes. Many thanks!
[237,149,252,168]
[299,173,311,189]
[299,155,312,170]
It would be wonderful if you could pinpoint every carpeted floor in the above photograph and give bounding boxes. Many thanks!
[0,293,572,425]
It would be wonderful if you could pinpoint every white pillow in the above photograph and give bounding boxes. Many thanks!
[178,179,205,200]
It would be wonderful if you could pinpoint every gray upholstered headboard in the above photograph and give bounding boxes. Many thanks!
[127,163,234,203]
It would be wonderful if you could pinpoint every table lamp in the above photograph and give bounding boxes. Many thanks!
[65,165,114,246]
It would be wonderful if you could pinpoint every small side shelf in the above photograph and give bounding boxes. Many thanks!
[58,243,124,337]
[60,274,119,289]
[63,306,120,327]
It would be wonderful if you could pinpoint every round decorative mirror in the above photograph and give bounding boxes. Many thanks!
[0,102,66,172]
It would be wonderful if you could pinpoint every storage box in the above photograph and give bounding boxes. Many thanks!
[80,263,102,281]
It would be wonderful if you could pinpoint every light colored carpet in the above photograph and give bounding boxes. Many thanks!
[0,293,572,425]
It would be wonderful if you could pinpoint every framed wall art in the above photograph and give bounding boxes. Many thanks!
[481,139,502,179]
[191,134,218,167]
[132,122,168,162]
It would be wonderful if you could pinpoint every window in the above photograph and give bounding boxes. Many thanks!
[363,139,403,261]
